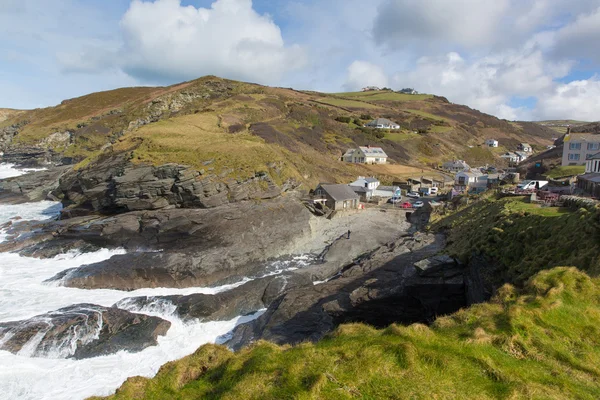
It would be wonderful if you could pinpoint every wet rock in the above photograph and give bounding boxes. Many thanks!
[227,235,474,350]
[0,304,171,359]
[116,274,312,322]
[0,166,71,203]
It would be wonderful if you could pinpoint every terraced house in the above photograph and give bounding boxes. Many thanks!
[562,133,600,166]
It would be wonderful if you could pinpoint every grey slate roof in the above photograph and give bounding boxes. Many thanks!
[579,173,600,183]
[365,177,380,183]
[320,184,360,201]
[359,146,388,157]
[367,118,399,126]
[587,152,600,160]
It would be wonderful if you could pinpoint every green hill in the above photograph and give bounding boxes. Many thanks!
[1,76,556,187]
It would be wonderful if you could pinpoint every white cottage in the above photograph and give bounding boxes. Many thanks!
[343,146,388,164]
[364,118,400,130]
[485,139,499,148]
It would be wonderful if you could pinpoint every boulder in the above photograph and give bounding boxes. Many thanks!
[0,304,171,359]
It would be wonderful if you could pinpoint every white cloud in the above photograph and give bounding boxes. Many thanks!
[373,0,511,48]
[117,0,305,84]
[534,77,600,121]
[552,6,600,64]
[343,61,389,91]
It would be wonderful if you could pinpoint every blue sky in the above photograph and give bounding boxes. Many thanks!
[1,0,600,121]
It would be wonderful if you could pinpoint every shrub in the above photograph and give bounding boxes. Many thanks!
[335,116,352,123]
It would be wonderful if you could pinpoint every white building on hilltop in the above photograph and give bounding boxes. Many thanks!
[364,118,400,130]
[485,139,499,148]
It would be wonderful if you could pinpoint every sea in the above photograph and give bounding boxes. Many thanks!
[0,163,308,399]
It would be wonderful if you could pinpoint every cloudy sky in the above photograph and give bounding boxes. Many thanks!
[1,0,600,121]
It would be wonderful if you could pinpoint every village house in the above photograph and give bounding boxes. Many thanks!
[518,143,533,153]
[562,133,600,166]
[364,118,400,130]
[485,139,499,148]
[442,160,470,172]
[373,185,401,199]
[343,146,388,164]
[500,152,523,164]
[313,184,360,210]
[455,170,488,193]
[362,86,380,92]
[349,176,380,200]
[577,152,600,198]
[514,151,529,162]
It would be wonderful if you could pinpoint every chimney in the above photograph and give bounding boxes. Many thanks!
[566,125,571,135]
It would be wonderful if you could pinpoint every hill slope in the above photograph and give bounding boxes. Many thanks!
[93,267,600,400]
[1,76,556,187]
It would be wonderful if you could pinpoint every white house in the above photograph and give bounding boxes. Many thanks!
[364,118,400,130]
[585,152,600,173]
[343,146,388,164]
[562,133,600,166]
[455,170,488,192]
[349,176,380,200]
[362,86,380,92]
[518,143,533,153]
[442,160,470,172]
[485,139,499,148]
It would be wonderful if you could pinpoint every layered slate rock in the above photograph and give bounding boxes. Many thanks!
[57,154,286,217]
[116,274,312,322]
[0,304,171,359]
[227,234,482,350]
[0,166,70,203]
[39,197,313,290]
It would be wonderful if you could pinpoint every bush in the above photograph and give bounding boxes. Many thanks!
[335,116,352,123]
[360,114,373,120]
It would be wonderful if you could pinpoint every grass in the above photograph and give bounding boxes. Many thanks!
[312,98,380,110]
[405,109,449,122]
[95,266,600,400]
[544,165,585,179]
[385,131,420,142]
[431,196,600,284]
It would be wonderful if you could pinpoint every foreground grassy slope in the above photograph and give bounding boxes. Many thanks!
[432,196,600,285]
[94,267,600,400]
[3,77,556,184]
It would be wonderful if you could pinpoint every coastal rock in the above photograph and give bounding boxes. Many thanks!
[116,273,312,322]
[58,154,285,217]
[0,166,71,203]
[44,197,314,290]
[0,304,171,359]
[227,235,474,350]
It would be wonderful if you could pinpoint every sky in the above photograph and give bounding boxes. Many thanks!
[1,0,600,121]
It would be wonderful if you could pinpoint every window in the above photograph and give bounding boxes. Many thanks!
[568,153,581,161]
[569,142,582,150]
[588,143,600,151]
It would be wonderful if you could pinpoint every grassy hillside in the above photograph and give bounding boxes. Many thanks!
[2,78,557,186]
[94,267,600,400]
[431,195,600,285]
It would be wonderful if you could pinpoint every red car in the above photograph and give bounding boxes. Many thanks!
[401,202,413,209]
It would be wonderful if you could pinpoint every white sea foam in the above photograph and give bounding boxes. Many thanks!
[0,164,293,399]
[0,163,46,179]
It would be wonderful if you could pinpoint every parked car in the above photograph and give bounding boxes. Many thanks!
[407,191,420,198]
[401,202,412,209]
[413,200,424,208]
[430,187,439,195]
[388,197,402,204]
